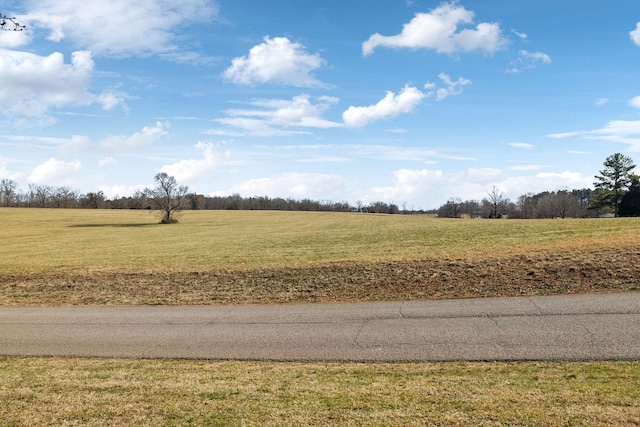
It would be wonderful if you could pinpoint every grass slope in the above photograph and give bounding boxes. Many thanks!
[1,208,639,305]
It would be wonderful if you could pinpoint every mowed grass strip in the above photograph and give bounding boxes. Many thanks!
[2,208,640,305]
[1,357,639,426]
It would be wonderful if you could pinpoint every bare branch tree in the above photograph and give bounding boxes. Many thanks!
[1,13,25,31]
[143,173,189,224]
[484,186,507,218]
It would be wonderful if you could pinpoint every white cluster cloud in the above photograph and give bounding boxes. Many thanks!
[0,49,123,119]
[343,74,470,128]
[28,157,82,184]
[212,95,341,136]
[629,96,640,109]
[0,28,30,49]
[631,22,640,47]
[23,0,217,57]
[343,86,425,128]
[362,1,507,56]
[161,141,240,182]
[224,36,327,87]
[506,50,551,73]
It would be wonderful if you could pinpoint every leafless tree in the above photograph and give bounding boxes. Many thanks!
[484,186,507,218]
[0,178,18,207]
[1,13,25,31]
[517,193,537,219]
[143,173,189,224]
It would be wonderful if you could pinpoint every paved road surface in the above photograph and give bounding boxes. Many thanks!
[1,293,639,362]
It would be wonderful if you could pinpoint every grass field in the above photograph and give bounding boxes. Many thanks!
[2,358,639,426]
[1,208,639,305]
[2,208,640,425]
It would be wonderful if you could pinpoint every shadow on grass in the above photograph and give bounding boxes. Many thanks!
[69,223,159,228]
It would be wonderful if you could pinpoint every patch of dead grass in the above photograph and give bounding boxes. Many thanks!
[1,358,639,426]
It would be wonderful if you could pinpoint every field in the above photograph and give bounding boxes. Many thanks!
[2,208,640,425]
[1,208,639,305]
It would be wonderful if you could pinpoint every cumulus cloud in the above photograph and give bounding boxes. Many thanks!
[343,85,425,128]
[0,28,30,49]
[343,75,469,128]
[211,95,341,137]
[213,172,352,201]
[362,1,507,56]
[629,96,640,109]
[224,36,327,87]
[0,49,124,119]
[98,184,148,199]
[424,73,471,101]
[506,50,551,73]
[160,141,240,182]
[362,167,591,209]
[595,98,609,106]
[28,157,82,184]
[366,169,446,204]
[631,22,640,47]
[548,120,640,151]
[22,0,217,57]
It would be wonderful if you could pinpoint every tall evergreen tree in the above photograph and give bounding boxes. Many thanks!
[591,153,636,217]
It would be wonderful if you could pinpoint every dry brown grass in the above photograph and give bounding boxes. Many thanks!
[2,357,639,426]
[2,245,639,306]
[3,209,640,426]
[1,208,639,305]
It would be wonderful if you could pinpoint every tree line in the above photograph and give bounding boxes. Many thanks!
[1,153,639,219]
[0,178,399,214]
[437,153,640,218]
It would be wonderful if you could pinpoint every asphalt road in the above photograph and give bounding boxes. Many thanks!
[1,293,639,362]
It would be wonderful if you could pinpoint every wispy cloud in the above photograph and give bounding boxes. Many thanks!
[506,50,551,73]
[59,122,169,154]
[209,95,341,137]
[508,142,534,150]
[424,73,472,101]
[549,120,640,151]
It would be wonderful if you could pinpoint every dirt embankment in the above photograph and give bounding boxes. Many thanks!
[2,246,639,306]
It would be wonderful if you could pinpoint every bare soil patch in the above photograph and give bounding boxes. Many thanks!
[2,245,638,306]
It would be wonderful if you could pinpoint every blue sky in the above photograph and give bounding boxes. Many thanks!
[1,0,640,209]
